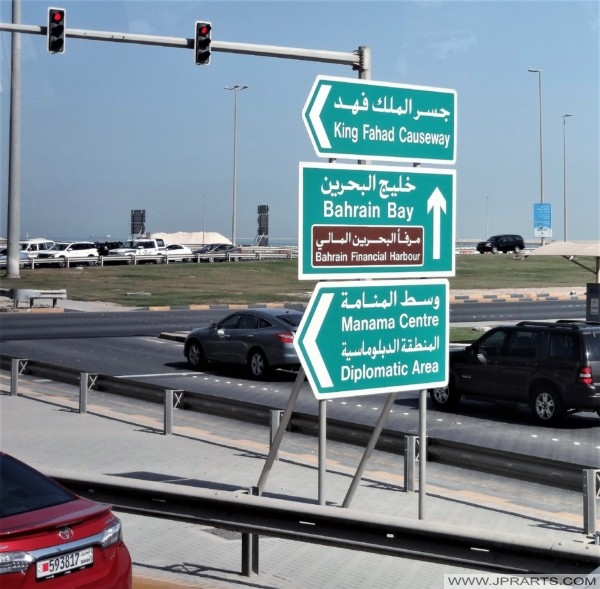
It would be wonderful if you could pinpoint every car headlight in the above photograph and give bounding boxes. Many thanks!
[100,517,123,548]
[0,551,34,574]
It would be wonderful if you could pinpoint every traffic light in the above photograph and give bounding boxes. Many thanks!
[47,8,66,54]
[194,21,212,65]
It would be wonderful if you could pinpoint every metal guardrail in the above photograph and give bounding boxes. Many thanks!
[3,355,598,496]
[47,470,600,575]
[16,249,299,268]
[4,355,600,573]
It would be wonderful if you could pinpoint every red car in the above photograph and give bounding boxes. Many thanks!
[0,452,132,588]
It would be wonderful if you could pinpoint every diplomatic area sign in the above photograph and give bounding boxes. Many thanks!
[299,162,455,279]
[294,279,449,399]
[302,75,457,164]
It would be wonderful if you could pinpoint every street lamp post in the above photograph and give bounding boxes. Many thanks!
[201,194,206,244]
[528,68,545,245]
[224,84,248,246]
[562,113,573,241]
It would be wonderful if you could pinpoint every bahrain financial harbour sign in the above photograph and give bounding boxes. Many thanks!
[302,75,457,164]
[298,162,455,279]
[294,279,449,399]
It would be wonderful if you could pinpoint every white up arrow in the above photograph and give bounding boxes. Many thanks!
[427,187,447,260]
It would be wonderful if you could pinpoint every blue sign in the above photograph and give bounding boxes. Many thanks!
[533,203,552,238]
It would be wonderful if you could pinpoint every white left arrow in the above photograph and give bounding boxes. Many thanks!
[302,292,334,388]
[308,84,332,150]
[427,187,447,260]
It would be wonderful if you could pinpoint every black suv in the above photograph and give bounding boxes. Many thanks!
[430,321,600,424]
[476,234,525,254]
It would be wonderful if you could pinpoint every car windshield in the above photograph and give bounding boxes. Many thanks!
[50,243,69,251]
[0,454,75,517]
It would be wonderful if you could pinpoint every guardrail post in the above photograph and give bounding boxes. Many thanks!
[163,390,183,435]
[404,435,418,493]
[11,358,27,396]
[583,468,600,535]
[241,486,260,576]
[80,372,89,413]
[164,389,174,435]
[269,410,283,461]
[78,373,98,414]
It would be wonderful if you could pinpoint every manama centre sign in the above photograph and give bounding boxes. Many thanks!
[299,162,455,279]
[294,279,449,399]
[302,75,457,164]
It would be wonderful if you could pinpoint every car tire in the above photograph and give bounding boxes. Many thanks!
[87,256,97,267]
[514,246,521,254]
[429,382,460,410]
[155,257,164,265]
[491,246,498,254]
[58,256,68,268]
[248,349,269,378]
[126,256,134,265]
[531,385,564,424]
[186,341,206,370]
[207,256,215,263]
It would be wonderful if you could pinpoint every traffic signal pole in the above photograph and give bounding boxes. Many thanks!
[0,18,368,277]
[0,21,365,68]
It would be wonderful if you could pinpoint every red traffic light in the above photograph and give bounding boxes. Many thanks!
[52,11,63,23]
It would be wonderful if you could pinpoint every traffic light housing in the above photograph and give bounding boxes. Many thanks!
[47,8,65,54]
[194,21,211,65]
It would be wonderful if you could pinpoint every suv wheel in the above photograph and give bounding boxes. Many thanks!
[429,383,460,410]
[491,246,498,254]
[531,385,564,424]
[513,246,521,254]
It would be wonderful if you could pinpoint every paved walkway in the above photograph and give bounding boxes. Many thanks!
[1,372,598,588]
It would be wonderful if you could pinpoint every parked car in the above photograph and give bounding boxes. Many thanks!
[184,308,304,378]
[164,243,193,262]
[476,234,525,254]
[193,243,242,262]
[36,242,99,267]
[0,452,132,588]
[19,238,55,258]
[429,320,600,424]
[107,238,166,264]
[0,247,31,266]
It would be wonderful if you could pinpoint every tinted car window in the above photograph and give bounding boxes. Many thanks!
[0,454,74,517]
[238,314,260,330]
[583,332,600,361]
[549,333,579,360]
[219,314,242,329]
[504,330,539,358]
[476,329,508,356]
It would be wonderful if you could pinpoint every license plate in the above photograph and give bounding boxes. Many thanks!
[36,547,93,580]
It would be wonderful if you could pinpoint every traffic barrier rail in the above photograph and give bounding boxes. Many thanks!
[47,469,600,576]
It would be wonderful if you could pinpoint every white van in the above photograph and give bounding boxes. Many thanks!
[19,238,55,259]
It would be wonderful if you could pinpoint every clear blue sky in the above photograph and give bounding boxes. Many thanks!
[1,0,598,244]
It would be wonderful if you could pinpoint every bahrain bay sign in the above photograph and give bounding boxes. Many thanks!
[294,279,449,399]
[298,162,455,279]
[302,75,457,164]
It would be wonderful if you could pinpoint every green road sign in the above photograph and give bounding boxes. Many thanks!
[294,279,449,399]
[299,162,455,279]
[302,75,457,164]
